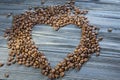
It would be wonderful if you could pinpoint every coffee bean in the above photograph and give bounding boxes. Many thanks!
[96,52,100,56]
[12,60,16,64]
[60,72,64,77]
[108,28,112,32]
[6,13,12,18]
[0,63,4,67]
[4,73,9,78]
[6,62,11,66]
[76,63,81,70]
[98,37,103,41]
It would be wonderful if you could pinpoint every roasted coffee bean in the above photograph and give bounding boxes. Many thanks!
[96,52,100,56]
[6,62,11,66]
[0,63,4,67]
[76,63,81,70]
[6,13,12,18]
[41,0,45,4]
[108,28,112,32]
[60,72,64,77]
[98,37,103,41]
[12,60,16,64]
[28,6,32,10]
[4,73,9,78]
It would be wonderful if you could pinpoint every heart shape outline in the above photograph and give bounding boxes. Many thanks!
[5,4,100,79]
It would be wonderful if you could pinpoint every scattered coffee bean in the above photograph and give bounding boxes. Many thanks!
[0,63,4,67]
[108,28,112,32]
[4,73,9,78]
[98,37,103,41]
[6,62,11,66]
[6,13,12,18]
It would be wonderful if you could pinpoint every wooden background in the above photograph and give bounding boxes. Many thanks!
[0,0,120,80]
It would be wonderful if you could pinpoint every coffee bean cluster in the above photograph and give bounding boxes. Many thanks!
[4,1,101,79]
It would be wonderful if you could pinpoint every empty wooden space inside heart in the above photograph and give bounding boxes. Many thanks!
[32,24,81,67]
[4,2,100,79]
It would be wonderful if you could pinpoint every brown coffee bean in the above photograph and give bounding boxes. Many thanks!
[96,52,100,56]
[67,53,73,58]
[6,62,11,66]
[4,73,9,78]
[41,0,45,4]
[25,63,30,67]
[57,63,62,67]
[108,28,112,32]
[81,53,85,57]
[12,60,16,64]
[0,63,4,67]
[59,68,64,73]
[53,27,59,31]
[44,71,48,76]
[28,6,32,10]
[69,57,74,61]
[68,63,74,68]
[60,72,64,77]
[41,70,46,75]
[76,63,81,70]
[55,74,59,78]
[6,13,12,18]
[7,57,14,62]
[18,61,22,65]
[84,58,88,62]
[64,66,69,71]
[80,59,84,64]
[16,45,19,49]
[98,37,103,41]
[48,74,52,79]
[51,69,55,73]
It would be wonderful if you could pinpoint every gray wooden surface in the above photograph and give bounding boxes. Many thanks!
[0,0,120,80]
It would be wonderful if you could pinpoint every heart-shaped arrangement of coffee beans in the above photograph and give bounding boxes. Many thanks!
[4,1,101,79]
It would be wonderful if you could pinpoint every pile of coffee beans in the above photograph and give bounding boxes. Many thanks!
[4,1,101,79]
